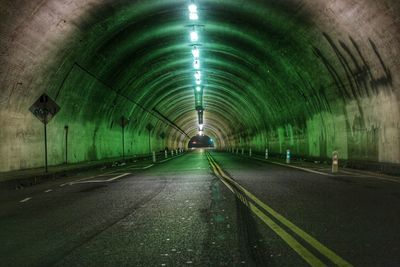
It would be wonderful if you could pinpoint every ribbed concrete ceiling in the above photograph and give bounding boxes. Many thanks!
[0,0,399,172]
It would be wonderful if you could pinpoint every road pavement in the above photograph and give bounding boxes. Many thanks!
[1,149,399,266]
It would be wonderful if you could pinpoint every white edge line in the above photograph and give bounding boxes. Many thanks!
[70,180,107,184]
[106,173,131,182]
[246,156,333,177]
[270,161,333,177]
[70,173,131,184]
[159,153,186,163]
[20,197,31,203]
[142,164,154,169]
[59,175,97,187]
[44,189,53,193]
[245,155,400,183]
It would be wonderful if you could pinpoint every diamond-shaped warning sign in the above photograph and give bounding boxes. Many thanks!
[29,93,60,124]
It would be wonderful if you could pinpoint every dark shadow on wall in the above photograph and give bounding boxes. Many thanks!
[312,33,393,161]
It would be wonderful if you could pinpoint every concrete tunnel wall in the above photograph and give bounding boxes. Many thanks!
[0,0,399,174]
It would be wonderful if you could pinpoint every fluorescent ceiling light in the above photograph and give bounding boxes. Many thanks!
[192,46,199,58]
[193,60,200,69]
[189,12,198,20]
[188,4,197,13]
[190,31,198,42]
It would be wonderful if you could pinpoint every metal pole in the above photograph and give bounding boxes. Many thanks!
[122,124,125,161]
[148,131,151,155]
[64,126,68,164]
[44,123,48,173]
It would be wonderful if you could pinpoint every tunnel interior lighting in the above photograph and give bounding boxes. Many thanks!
[196,79,201,85]
[199,124,204,131]
[190,31,198,42]
[188,4,197,13]
[189,12,198,20]
[193,60,200,69]
[196,86,201,92]
[192,47,199,58]
[194,71,201,79]
[199,130,204,136]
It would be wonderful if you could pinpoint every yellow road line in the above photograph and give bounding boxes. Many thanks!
[212,163,326,266]
[206,153,352,267]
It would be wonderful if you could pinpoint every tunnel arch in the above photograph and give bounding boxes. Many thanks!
[0,0,399,172]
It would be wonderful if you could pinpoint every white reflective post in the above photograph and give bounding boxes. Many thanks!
[236,148,239,154]
[265,148,269,159]
[165,150,168,159]
[152,151,156,163]
[332,151,339,173]
[241,148,244,155]
[175,149,178,155]
[286,149,291,164]
[171,150,174,157]
[249,148,252,157]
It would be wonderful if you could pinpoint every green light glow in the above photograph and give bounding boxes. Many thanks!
[1,0,395,173]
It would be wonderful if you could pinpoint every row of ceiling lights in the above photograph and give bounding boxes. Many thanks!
[188,2,204,135]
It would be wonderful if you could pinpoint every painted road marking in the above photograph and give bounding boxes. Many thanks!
[269,160,334,176]
[159,153,186,163]
[339,170,400,184]
[141,164,154,169]
[206,152,352,267]
[70,173,131,184]
[251,155,400,184]
[214,174,326,266]
[44,189,53,193]
[248,156,333,177]
[59,175,97,187]
[20,197,32,203]
[106,173,131,182]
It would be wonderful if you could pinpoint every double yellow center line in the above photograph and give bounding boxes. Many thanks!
[205,152,352,267]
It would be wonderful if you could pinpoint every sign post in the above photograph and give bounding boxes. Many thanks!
[64,126,69,164]
[146,123,154,155]
[29,94,60,173]
[119,116,129,162]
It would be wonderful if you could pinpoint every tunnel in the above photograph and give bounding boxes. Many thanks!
[188,134,214,148]
[0,0,399,266]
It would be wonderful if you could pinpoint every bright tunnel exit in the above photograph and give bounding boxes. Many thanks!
[188,135,215,148]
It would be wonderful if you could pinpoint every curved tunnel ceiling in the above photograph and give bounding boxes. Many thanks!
[0,0,399,171]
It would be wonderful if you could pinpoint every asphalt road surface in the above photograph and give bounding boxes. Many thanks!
[1,150,399,266]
